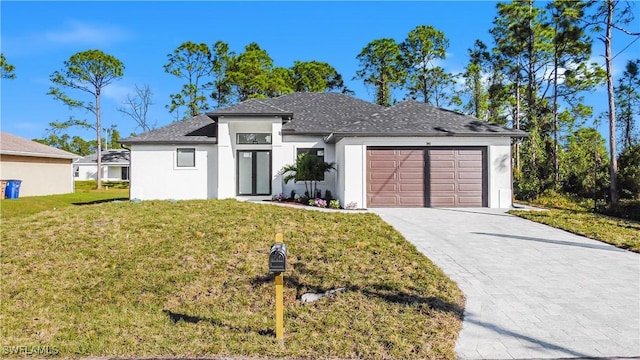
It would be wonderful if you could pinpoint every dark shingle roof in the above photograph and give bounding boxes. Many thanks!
[76,149,130,165]
[209,98,292,118]
[121,93,527,144]
[327,100,529,137]
[120,114,216,144]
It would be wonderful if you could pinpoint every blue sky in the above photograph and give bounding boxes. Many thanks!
[1,1,638,144]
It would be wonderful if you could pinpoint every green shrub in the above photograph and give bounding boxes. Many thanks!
[618,144,640,199]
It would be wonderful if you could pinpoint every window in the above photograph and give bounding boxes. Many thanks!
[177,148,195,167]
[121,166,130,181]
[297,148,326,181]
[237,133,272,144]
[73,166,79,178]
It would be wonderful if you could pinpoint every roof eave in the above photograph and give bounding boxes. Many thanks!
[0,150,78,160]
[324,131,529,144]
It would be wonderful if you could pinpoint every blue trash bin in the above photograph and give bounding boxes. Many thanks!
[5,180,22,199]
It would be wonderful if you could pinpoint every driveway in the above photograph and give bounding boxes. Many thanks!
[371,208,640,359]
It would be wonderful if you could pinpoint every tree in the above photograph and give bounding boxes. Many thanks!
[48,49,124,190]
[1,53,15,79]
[461,40,491,120]
[561,128,609,200]
[290,60,349,93]
[355,38,405,106]
[281,153,335,199]
[226,42,292,101]
[588,0,640,207]
[206,41,234,109]
[615,59,640,150]
[164,41,211,119]
[546,0,603,183]
[617,144,640,199]
[34,132,97,156]
[118,84,156,133]
[400,25,454,105]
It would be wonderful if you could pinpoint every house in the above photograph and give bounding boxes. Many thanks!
[120,93,527,208]
[0,132,77,197]
[75,149,130,181]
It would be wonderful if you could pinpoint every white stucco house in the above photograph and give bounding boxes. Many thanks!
[74,149,130,181]
[121,93,527,208]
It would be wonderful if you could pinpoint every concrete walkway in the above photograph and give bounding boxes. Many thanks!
[371,208,640,359]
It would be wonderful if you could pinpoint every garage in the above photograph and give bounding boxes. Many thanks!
[367,147,486,208]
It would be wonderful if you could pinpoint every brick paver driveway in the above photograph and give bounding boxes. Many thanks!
[371,208,640,359]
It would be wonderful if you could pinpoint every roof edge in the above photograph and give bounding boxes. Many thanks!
[0,150,78,159]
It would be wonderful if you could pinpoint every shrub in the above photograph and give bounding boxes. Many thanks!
[272,192,287,202]
[324,190,333,201]
[308,199,315,206]
[329,199,340,209]
[315,198,327,208]
[618,144,640,199]
[345,201,358,210]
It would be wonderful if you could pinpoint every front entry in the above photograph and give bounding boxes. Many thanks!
[237,150,271,195]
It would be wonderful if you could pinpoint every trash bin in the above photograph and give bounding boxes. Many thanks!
[5,180,22,199]
[0,180,7,200]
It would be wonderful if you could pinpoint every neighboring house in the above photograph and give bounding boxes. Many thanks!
[75,149,130,181]
[0,132,77,197]
[121,93,527,208]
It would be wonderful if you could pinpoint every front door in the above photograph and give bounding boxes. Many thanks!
[237,150,271,195]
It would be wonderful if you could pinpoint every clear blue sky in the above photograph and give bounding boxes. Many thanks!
[1,1,638,143]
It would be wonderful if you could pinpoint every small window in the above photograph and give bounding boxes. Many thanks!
[121,166,130,181]
[74,166,79,177]
[237,133,272,144]
[297,148,326,181]
[177,148,195,167]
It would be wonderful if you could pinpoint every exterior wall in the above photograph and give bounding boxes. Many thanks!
[335,136,514,208]
[0,154,73,196]
[216,116,284,199]
[129,144,214,200]
[76,164,128,181]
[280,135,336,198]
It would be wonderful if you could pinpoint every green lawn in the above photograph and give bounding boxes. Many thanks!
[0,181,128,219]
[510,193,640,253]
[0,199,464,359]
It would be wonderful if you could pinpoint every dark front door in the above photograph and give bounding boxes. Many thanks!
[237,150,271,195]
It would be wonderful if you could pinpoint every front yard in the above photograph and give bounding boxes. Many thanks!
[0,199,464,359]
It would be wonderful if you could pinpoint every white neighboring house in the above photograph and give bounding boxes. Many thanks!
[121,93,527,208]
[75,149,130,181]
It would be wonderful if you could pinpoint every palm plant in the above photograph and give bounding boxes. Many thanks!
[281,153,335,198]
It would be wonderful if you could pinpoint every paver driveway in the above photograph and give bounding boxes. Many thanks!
[371,208,640,359]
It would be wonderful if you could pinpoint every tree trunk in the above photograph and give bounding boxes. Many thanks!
[605,0,619,207]
[553,43,559,185]
[96,90,102,190]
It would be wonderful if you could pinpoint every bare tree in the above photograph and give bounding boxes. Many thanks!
[118,84,156,133]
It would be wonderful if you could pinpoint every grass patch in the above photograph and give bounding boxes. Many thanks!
[0,189,128,219]
[512,191,640,252]
[0,200,463,359]
[74,180,130,191]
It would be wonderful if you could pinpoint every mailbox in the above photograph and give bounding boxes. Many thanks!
[269,242,287,273]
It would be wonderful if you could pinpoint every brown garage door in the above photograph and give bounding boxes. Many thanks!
[367,149,425,207]
[429,149,484,207]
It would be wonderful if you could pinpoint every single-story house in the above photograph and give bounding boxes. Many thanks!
[121,93,527,208]
[75,149,130,181]
[0,132,77,197]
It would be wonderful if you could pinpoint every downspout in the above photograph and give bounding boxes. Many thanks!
[120,143,131,200]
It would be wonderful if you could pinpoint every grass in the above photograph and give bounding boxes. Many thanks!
[511,192,640,253]
[0,199,464,359]
[0,181,128,219]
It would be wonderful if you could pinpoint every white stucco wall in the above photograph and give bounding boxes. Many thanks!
[216,116,284,199]
[335,136,514,208]
[129,144,213,200]
[76,165,128,181]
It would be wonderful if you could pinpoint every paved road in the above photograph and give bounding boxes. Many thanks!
[371,208,640,359]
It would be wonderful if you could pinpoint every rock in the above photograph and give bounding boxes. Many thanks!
[300,288,346,303]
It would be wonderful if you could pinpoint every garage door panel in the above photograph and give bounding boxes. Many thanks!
[429,149,484,207]
[367,149,425,207]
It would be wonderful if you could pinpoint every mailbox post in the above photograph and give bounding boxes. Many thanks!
[269,233,287,341]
